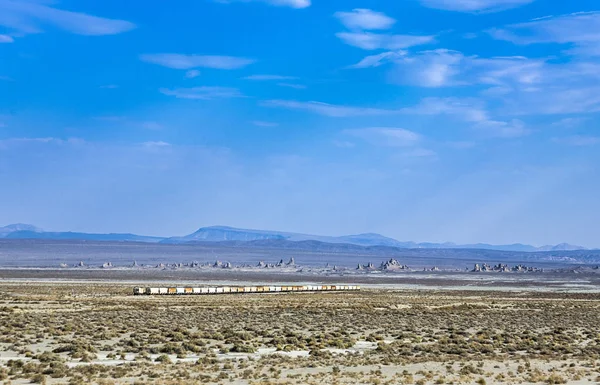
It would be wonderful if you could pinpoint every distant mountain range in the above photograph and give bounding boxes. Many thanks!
[0,223,590,252]
[0,224,162,243]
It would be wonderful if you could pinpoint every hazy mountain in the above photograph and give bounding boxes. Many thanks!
[537,243,587,252]
[162,226,590,252]
[0,224,43,238]
[2,228,162,243]
[163,226,287,244]
[0,223,591,252]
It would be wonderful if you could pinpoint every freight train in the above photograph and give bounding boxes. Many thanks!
[133,285,360,295]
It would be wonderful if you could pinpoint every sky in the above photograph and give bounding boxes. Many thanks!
[1,0,599,247]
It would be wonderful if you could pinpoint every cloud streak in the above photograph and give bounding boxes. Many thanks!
[159,87,244,100]
[403,97,530,138]
[261,100,396,117]
[419,0,535,13]
[216,0,310,9]
[243,74,298,80]
[0,0,135,36]
[140,54,255,70]
[490,12,600,57]
[343,127,421,147]
[337,32,435,50]
[334,9,396,31]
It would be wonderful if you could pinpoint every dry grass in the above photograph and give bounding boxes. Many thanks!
[0,283,599,384]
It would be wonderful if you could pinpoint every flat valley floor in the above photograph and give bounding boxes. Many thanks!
[1,275,600,385]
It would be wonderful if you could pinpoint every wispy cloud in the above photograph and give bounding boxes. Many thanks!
[419,0,534,13]
[403,97,488,122]
[243,74,298,80]
[388,49,466,87]
[0,137,84,150]
[277,83,306,89]
[552,136,600,146]
[159,87,244,100]
[141,121,163,130]
[252,121,279,127]
[215,0,310,9]
[333,140,356,148]
[99,84,119,89]
[142,141,171,148]
[551,117,589,129]
[185,70,201,79]
[0,34,14,43]
[140,54,255,70]
[334,9,396,31]
[337,32,435,50]
[378,49,547,89]
[261,100,396,117]
[0,0,135,36]
[348,51,406,69]
[403,97,530,138]
[343,127,421,147]
[490,12,600,57]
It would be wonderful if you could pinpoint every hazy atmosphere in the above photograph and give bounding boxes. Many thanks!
[1,0,600,248]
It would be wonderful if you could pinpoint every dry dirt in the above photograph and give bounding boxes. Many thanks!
[0,280,599,385]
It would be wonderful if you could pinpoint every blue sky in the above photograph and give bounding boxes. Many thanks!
[1,0,599,247]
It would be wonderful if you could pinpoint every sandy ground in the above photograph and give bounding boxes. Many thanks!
[1,276,599,384]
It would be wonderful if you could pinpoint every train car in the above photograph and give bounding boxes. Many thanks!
[185,288,193,294]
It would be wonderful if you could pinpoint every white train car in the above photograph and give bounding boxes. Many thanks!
[134,285,360,296]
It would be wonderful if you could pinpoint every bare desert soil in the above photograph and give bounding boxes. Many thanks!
[1,280,599,385]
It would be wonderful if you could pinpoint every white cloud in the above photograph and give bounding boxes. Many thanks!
[334,9,396,31]
[420,0,534,13]
[216,0,310,8]
[343,127,421,147]
[277,83,306,89]
[551,117,588,129]
[348,51,406,69]
[490,12,600,58]
[0,0,135,36]
[389,49,466,87]
[159,87,244,100]
[403,97,488,122]
[0,34,14,42]
[244,74,298,80]
[253,121,279,127]
[0,137,84,150]
[383,50,549,89]
[142,141,171,149]
[403,97,530,138]
[185,70,201,79]
[491,12,600,45]
[140,54,255,70]
[474,119,529,138]
[501,86,600,115]
[261,100,396,117]
[351,44,600,116]
[333,140,356,148]
[400,148,438,158]
[141,121,163,130]
[337,32,435,50]
[552,136,600,146]
[99,84,119,89]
